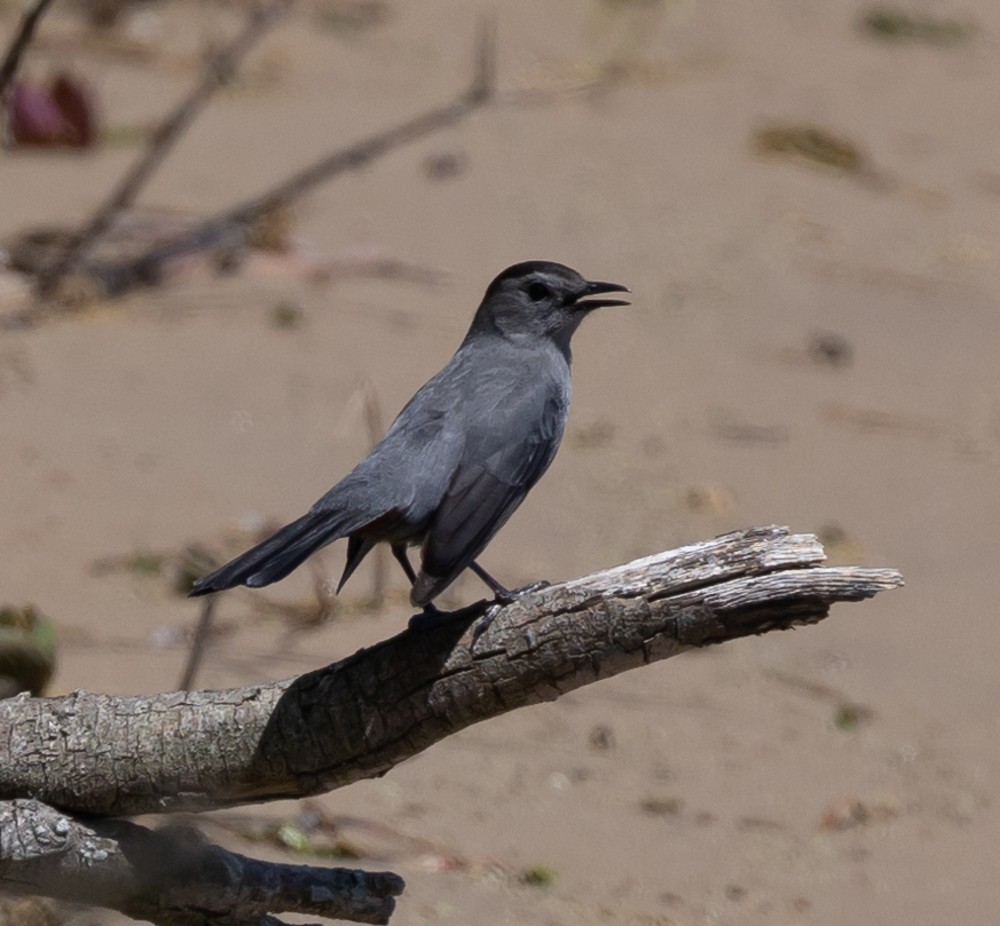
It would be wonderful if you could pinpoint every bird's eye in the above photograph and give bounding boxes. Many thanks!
[527,282,551,302]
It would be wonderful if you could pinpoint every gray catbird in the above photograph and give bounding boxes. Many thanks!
[189,261,629,606]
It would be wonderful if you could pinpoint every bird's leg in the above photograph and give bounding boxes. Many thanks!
[390,544,418,584]
[468,561,510,599]
[470,561,551,605]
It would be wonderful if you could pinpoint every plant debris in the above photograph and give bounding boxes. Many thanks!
[859,8,975,45]
[754,124,868,175]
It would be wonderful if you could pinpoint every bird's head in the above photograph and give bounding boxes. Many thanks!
[470,261,630,347]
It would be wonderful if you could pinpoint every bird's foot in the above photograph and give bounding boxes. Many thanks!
[492,579,551,605]
[467,582,554,645]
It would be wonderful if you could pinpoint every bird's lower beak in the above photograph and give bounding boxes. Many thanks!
[575,279,631,310]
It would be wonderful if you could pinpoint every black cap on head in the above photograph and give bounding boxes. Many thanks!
[483,261,629,306]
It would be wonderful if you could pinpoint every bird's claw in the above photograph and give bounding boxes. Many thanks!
[467,582,553,646]
[493,579,551,605]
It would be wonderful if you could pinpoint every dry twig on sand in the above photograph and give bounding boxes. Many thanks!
[28,15,496,305]
[87,18,496,300]
[0,0,57,101]
[35,0,294,296]
[0,527,902,925]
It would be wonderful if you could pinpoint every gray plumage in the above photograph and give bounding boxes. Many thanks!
[189,261,629,607]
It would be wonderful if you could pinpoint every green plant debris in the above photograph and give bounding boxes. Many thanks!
[519,865,557,887]
[240,820,360,860]
[0,604,57,697]
[270,301,304,329]
[128,552,166,576]
[276,823,310,853]
[174,544,220,596]
[859,8,974,45]
[833,701,875,731]
[754,124,867,174]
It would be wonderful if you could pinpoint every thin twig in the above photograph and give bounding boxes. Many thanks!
[469,12,496,105]
[36,0,293,297]
[83,17,498,299]
[0,0,57,102]
[178,596,216,691]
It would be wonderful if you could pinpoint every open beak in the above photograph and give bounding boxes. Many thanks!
[574,279,631,310]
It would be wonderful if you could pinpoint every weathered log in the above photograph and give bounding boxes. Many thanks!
[0,527,902,817]
[0,527,902,924]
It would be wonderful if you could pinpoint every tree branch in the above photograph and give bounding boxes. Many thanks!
[0,798,403,926]
[0,0,57,102]
[35,0,294,297]
[38,15,498,302]
[0,527,902,818]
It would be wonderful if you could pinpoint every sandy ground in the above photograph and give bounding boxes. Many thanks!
[2,0,999,923]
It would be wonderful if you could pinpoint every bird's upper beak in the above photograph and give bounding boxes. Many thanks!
[574,279,631,310]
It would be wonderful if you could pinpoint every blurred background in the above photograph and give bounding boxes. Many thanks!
[1,0,998,923]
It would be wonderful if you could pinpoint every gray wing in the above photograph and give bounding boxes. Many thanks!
[413,386,567,604]
[313,399,465,521]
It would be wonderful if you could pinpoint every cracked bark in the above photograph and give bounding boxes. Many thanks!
[0,798,402,925]
[0,526,903,923]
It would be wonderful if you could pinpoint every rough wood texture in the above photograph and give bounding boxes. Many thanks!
[0,527,902,923]
[0,527,902,819]
[0,798,403,926]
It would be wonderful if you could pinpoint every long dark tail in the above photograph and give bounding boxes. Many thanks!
[188,510,349,597]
